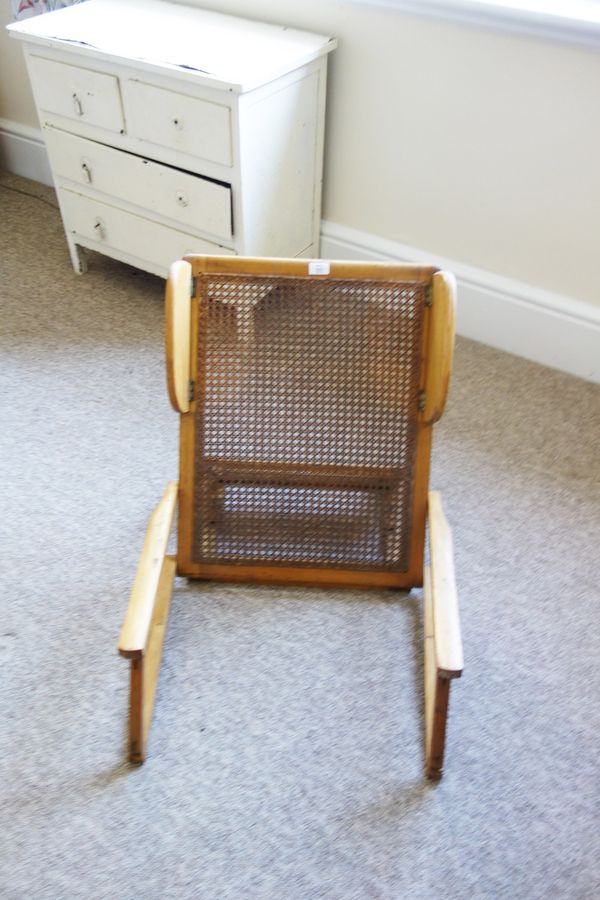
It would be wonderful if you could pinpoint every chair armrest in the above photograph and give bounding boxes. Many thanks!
[427,490,463,678]
[165,260,192,414]
[422,271,456,425]
[118,482,178,659]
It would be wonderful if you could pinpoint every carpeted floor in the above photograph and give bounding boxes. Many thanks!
[1,170,599,900]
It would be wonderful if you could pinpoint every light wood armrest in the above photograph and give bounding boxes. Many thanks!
[427,490,463,678]
[422,271,456,425]
[165,260,192,414]
[118,481,178,659]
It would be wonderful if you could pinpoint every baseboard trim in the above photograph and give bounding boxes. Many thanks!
[321,221,600,383]
[0,118,53,187]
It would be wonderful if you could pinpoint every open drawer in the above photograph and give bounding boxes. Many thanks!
[45,128,233,242]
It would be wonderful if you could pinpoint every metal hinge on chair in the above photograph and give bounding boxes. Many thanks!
[188,379,195,403]
[190,275,197,297]
[424,285,433,308]
[418,389,427,412]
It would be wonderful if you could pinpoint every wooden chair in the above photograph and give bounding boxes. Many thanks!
[118,255,463,779]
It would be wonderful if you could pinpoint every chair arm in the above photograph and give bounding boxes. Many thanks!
[165,260,192,414]
[422,271,456,425]
[427,490,463,678]
[118,482,178,659]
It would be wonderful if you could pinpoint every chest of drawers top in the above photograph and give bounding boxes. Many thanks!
[7,0,337,93]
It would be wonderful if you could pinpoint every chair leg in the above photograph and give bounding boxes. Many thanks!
[118,482,178,763]
[423,564,457,780]
[128,656,144,763]
[126,556,176,762]
[424,667,451,778]
[424,493,463,780]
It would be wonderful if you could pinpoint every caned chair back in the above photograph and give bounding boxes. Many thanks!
[167,256,456,590]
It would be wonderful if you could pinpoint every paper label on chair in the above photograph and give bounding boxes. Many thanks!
[308,260,330,276]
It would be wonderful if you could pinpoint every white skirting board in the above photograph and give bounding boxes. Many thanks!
[0,118,53,186]
[1,118,598,383]
[321,221,600,385]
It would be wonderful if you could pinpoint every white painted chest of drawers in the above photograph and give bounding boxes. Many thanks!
[8,0,336,276]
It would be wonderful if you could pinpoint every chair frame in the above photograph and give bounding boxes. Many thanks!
[118,255,463,778]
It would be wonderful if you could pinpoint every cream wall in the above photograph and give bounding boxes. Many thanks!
[0,5,38,128]
[1,0,598,306]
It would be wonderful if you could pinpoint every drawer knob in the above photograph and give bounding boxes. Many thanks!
[81,161,93,184]
[72,93,84,117]
[93,218,106,241]
[176,192,189,208]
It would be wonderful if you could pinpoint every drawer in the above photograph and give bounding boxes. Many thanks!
[45,129,232,241]
[126,80,232,167]
[29,56,124,134]
[59,189,234,271]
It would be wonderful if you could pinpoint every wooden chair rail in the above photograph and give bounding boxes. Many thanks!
[185,253,439,283]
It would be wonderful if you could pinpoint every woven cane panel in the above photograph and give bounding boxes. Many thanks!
[192,275,427,571]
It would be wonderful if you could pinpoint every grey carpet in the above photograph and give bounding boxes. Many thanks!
[1,170,599,900]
